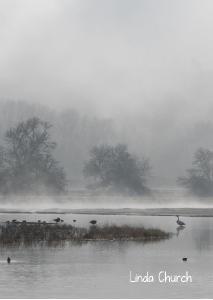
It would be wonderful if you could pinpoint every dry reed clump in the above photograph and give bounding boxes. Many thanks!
[84,225,170,240]
[0,223,170,244]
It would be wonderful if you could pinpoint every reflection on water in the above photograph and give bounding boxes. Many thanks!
[0,213,213,298]
[176,225,185,237]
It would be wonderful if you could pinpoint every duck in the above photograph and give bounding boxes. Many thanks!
[89,220,97,225]
[53,217,61,223]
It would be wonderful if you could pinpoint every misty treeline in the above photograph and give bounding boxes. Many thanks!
[0,100,213,196]
[0,118,66,194]
[84,144,150,194]
[178,148,213,196]
[0,116,150,195]
[0,100,115,189]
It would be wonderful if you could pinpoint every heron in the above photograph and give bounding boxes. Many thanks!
[89,220,97,225]
[176,215,185,226]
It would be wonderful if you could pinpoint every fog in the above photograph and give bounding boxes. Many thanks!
[0,0,213,193]
[1,0,213,114]
[1,188,213,211]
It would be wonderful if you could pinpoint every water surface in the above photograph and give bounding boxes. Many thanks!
[0,213,212,298]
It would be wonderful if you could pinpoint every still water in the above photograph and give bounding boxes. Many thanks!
[0,212,212,298]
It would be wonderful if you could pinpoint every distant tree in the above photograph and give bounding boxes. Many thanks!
[178,148,213,196]
[0,117,66,194]
[84,144,150,194]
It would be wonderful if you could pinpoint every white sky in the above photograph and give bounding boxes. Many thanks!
[0,0,213,117]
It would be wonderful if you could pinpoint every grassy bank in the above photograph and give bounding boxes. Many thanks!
[0,223,170,244]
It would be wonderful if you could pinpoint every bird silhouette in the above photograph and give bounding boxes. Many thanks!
[53,217,61,223]
[176,215,185,226]
[89,220,97,225]
[7,257,11,264]
[73,220,77,223]
[182,257,187,262]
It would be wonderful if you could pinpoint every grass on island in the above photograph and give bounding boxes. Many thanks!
[0,223,171,245]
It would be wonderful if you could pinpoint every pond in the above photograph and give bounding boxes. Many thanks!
[0,212,212,298]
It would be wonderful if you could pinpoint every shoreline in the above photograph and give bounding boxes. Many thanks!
[0,207,213,217]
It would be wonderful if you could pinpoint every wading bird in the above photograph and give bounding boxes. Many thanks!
[176,215,185,226]
[7,257,11,264]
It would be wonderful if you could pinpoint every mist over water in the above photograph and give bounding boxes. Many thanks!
[0,189,213,212]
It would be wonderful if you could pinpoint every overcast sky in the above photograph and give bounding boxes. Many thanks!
[0,0,213,117]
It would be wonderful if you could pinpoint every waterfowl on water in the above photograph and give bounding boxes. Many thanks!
[53,217,61,223]
[89,220,97,225]
[176,215,185,226]
[182,257,187,262]
[53,217,64,224]
[73,220,76,223]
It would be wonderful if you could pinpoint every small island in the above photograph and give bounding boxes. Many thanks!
[0,222,171,245]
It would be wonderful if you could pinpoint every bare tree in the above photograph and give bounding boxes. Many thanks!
[178,148,213,196]
[84,144,150,194]
[1,117,66,194]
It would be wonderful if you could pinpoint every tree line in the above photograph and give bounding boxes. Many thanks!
[0,116,212,196]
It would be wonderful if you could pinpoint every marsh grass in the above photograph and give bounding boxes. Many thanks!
[0,223,170,245]
[84,224,170,240]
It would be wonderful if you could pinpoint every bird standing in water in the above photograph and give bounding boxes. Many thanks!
[176,215,185,226]
[7,257,11,264]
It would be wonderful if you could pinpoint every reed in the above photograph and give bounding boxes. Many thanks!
[0,223,170,244]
